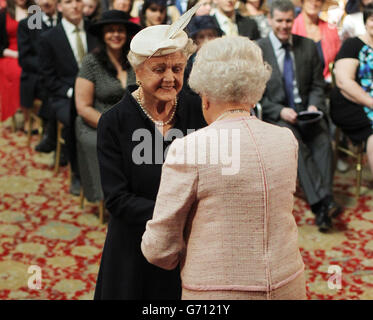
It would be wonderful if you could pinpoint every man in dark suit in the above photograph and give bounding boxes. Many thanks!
[38,0,97,194]
[18,0,61,132]
[212,0,260,40]
[257,0,341,232]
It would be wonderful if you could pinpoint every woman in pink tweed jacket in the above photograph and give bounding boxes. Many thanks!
[141,36,306,300]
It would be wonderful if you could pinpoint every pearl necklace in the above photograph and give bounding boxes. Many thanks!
[136,89,177,126]
[215,109,251,122]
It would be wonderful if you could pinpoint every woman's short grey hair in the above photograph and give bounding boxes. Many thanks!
[127,39,196,70]
[189,36,272,105]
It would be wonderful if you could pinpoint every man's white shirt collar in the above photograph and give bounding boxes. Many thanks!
[61,17,84,35]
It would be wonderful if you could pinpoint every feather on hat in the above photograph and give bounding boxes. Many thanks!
[130,3,201,57]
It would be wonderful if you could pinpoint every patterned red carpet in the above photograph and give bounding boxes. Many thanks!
[1,119,373,300]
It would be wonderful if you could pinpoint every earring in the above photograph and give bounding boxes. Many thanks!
[202,104,206,110]
[136,80,141,87]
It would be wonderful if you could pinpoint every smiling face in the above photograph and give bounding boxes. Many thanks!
[103,24,127,50]
[269,9,294,43]
[135,51,187,103]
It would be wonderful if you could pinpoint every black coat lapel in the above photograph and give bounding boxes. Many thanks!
[84,20,97,52]
[57,23,78,70]
[265,37,283,84]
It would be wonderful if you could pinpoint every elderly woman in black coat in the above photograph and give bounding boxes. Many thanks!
[93,5,206,300]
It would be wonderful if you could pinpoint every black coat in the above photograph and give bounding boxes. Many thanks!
[39,21,97,101]
[0,9,9,57]
[94,87,207,300]
[257,35,326,123]
[17,14,61,109]
[212,11,260,40]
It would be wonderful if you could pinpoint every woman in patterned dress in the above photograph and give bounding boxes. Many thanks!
[74,10,141,203]
[330,3,373,176]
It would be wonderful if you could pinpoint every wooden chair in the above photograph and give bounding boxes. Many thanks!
[10,115,17,132]
[329,62,365,198]
[54,121,65,174]
[333,127,365,198]
[79,187,105,224]
[26,99,43,147]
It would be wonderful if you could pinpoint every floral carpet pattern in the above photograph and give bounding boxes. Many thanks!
[1,119,373,300]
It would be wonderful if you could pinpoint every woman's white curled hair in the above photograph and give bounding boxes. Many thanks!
[127,39,196,70]
[188,36,272,105]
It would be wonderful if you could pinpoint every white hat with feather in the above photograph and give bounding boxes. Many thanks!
[130,3,201,58]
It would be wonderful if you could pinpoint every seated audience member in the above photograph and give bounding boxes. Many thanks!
[211,0,260,39]
[257,0,341,232]
[186,0,212,15]
[38,0,97,195]
[74,10,140,203]
[18,0,60,134]
[184,15,223,93]
[138,0,167,27]
[341,0,373,40]
[142,36,306,300]
[0,0,31,123]
[292,0,340,83]
[110,0,140,23]
[134,0,180,26]
[83,0,102,22]
[330,3,373,180]
[238,0,271,38]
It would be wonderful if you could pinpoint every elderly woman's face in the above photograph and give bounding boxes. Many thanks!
[136,51,187,102]
[145,4,167,26]
[302,0,324,16]
[103,24,127,50]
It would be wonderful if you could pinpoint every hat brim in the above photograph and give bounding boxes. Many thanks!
[89,20,141,37]
[297,111,324,124]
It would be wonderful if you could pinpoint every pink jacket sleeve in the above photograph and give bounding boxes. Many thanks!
[141,138,198,270]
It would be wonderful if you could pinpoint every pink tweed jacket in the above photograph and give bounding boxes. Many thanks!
[141,116,305,293]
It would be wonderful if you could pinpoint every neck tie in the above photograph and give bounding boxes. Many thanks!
[227,18,237,36]
[74,26,85,64]
[48,16,54,27]
[282,43,296,110]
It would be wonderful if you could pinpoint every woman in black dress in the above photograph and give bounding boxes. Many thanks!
[330,3,373,177]
[93,5,206,299]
